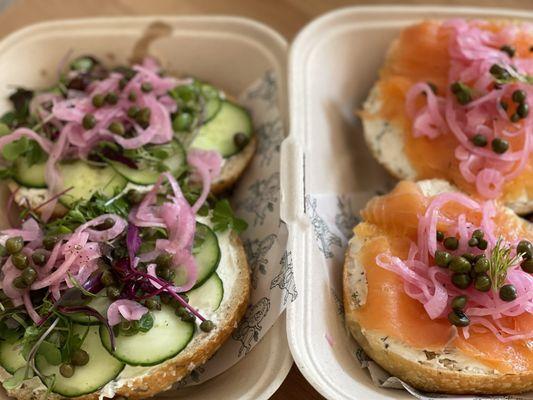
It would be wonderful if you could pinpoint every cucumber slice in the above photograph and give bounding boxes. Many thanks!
[66,295,110,325]
[109,140,186,185]
[191,101,253,158]
[59,161,127,207]
[201,84,222,123]
[173,223,220,289]
[187,273,223,312]
[13,158,46,188]
[36,325,124,397]
[100,306,194,366]
[0,340,25,374]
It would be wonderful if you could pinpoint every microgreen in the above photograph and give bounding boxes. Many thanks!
[211,199,248,233]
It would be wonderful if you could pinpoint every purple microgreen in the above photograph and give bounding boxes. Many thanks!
[57,305,115,350]
[126,224,141,266]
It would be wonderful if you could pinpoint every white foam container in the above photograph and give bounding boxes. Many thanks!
[0,16,292,400]
[283,5,533,400]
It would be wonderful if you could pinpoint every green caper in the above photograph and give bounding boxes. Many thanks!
[145,297,161,310]
[126,189,144,205]
[491,137,509,154]
[512,89,526,104]
[21,267,37,285]
[471,134,487,147]
[451,273,472,289]
[71,349,89,366]
[119,320,133,332]
[474,257,490,274]
[434,250,452,268]
[500,44,515,58]
[521,259,533,273]
[5,236,24,254]
[106,286,121,300]
[517,102,529,119]
[141,82,152,93]
[456,90,471,105]
[499,284,517,302]
[82,114,96,130]
[59,363,75,378]
[462,253,476,263]
[155,252,173,269]
[474,274,491,292]
[31,250,48,266]
[12,276,28,289]
[443,237,459,250]
[96,218,115,230]
[175,84,195,101]
[200,320,215,332]
[156,266,171,281]
[180,311,196,323]
[467,237,478,247]
[472,229,484,240]
[436,230,444,242]
[511,113,521,123]
[448,310,470,327]
[105,92,118,105]
[91,94,105,108]
[175,307,188,318]
[0,244,6,257]
[101,270,115,287]
[127,106,139,119]
[477,239,488,250]
[172,112,192,132]
[128,91,137,102]
[513,242,528,264]
[233,132,250,150]
[108,121,125,136]
[451,295,467,310]
[450,257,472,273]
[11,253,28,270]
[489,64,511,80]
[43,235,59,250]
[180,293,189,304]
[136,107,151,127]
[160,293,172,305]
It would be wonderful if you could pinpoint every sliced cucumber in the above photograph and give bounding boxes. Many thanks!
[109,140,186,185]
[201,84,222,123]
[173,223,220,289]
[187,273,223,312]
[100,306,194,366]
[0,340,25,374]
[59,161,127,207]
[13,158,46,188]
[36,325,124,397]
[66,295,110,325]
[192,101,253,158]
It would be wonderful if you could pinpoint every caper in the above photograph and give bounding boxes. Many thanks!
[514,241,529,266]
[517,102,529,119]
[145,297,161,311]
[512,89,526,104]
[60,363,75,378]
[477,239,488,250]
[13,276,27,289]
[82,114,96,130]
[175,84,195,102]
[32,250,48,266]
[443,237,459,250]
[119,320,133,332]
[448,310,470,327]
[456,90,471,105]
[101,270,115,287]
[180,311,196,323]
[462,253,476,263]
[128,91,137,102]
[105,92,118,105]
[450,257,472,273]
[11,253,28,270]
[155,252,173,269]
[434,250,452,268]
[96,217,115,231]
[489,64,511,80]
[157,266,171,281]
[436,230,444,242]
[108,121,125,136]
[43,235,59,250]
[491,137,509,154]
[499,284,517,301]
[126,189,143,205]
[22,267,37,285]
[160,293,172,305]
[471,134,487,147]
[175,307,188,318]
[106,285,121,300]
[91,94,105,108]
[200,320,215,332]
[452,273,472,289]
[180,294,189,304]
[521,259,533,273]
[511,113,520,122]
[500,44,516,58]
[71,349,89,366]
[474,257,490,274]
[136,107,151,127]
[233,132,250,149]
[474,274,491,292]
[451,295,467,310]
[127,106,139,119]
[0,244,6,257]
[5,236,24,254]
[468,237,478,247]
[172,112,193,132]
[472,229,484,240]
[141,82,152,93]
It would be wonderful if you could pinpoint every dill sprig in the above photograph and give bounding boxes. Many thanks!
[488,237,523,291]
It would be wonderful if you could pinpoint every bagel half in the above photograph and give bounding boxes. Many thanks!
[1,231,251,400]
[343,179,533,394]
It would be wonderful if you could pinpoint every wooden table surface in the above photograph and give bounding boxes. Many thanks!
[1,1,532,399]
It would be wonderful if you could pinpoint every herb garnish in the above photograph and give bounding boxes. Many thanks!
[488,237,523,291]
[211,199,247,233]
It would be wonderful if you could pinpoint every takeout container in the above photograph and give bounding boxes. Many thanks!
[0,16,291,400]
[282,5,533,400]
